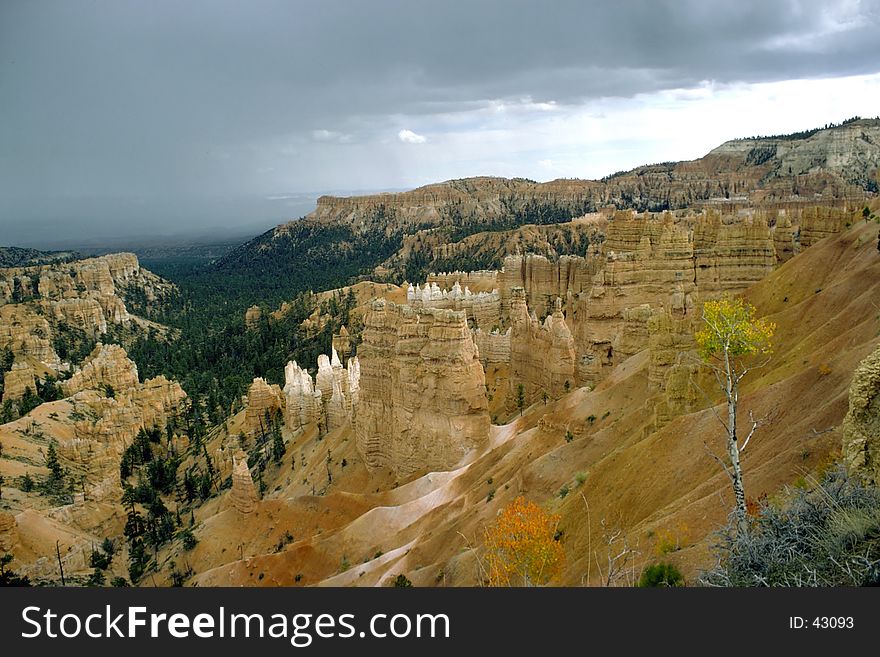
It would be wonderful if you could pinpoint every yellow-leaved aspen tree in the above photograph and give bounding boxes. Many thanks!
[695,297,775,535]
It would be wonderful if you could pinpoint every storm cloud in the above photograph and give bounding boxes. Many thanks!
[2,0,879,246]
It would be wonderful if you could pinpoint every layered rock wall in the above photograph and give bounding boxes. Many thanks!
[843,345,880,485]
[356,300,490,476]
[407,281,502,330]
[472,328,511,366]
[1,361,37,403]
[0,253,175,374]
[61,343,140,397]
[509,291,576,405]
[230,450,259,513]
[243,378,284,437]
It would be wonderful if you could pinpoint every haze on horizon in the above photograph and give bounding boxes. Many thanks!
[2,0,880,249]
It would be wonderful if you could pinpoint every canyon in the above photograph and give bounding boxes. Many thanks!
[1,120,879,587]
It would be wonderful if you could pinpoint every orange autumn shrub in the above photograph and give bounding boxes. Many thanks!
[484,496,565,586]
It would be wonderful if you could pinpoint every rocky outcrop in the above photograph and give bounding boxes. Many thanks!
[798,206,853,248]
[843,344,880,485]
[61,343,140,397]
[0,253,174,373]
[244,305,263,331]
[356,300,490,476]
[282,350,360,434]
[283,361,322,430]
[47,347,187,503]
[302,120,878,239]
[646,309,701,428]
[693,213,777,294]
[407,203,853,395]
[1,361,37,403]
[0,253,169,307]
[332,325,351,363]
[0,511,17,551]
[472,327,511,366]
[0,304,61,371]
[427,270,498,293]
[499,253,599,320]
[243,378,284,437]
[230,450,259,513]
[408,281,502,330]
[509,291,576,404]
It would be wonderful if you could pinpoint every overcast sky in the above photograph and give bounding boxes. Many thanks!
[2,0,880,248]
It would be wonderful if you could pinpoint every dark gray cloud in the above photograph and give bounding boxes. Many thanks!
[1,0,879,247]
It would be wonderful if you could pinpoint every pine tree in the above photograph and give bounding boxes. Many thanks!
[272,425,285,463]
[45,442,64,480]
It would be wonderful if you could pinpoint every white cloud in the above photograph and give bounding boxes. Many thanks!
[398,128,427,144]
[311,129,351,143]
[254,73,880,192]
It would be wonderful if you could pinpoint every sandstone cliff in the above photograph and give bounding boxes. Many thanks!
[230,450,260,513]
[1,361,37,403]
[356,300,490,476]
[843,344,880,485]
[297,120,878,241]
[509,291,576,405]
[61,343,140,397]
[0,253,175,376]
[243,377,284,437]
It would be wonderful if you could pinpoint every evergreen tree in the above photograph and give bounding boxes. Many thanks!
[45,442,64,480]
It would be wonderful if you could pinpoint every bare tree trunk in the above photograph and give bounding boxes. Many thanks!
[725,354,748,535]
[55,540,66,586]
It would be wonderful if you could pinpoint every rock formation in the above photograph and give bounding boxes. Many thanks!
[24,345,190,503]
[472,327,511,366]
[693,213,776,294]
[843,344,880,485]
[243,378,284,437]
[0,304,61,371]
[61,343,140,397]
[244,305,263,330]
[0,253,175,374]
[300,120,878,242]
[331,325,351,362]
[509,291,576,404]
[282,351,360,434]
[646,309,701,429]
[427,269,498,293]
[798,206,853,248]
[283,360,322,430]
[356,300,490,476]
[1,361,37,402]
[499,253,599,320]
[0,252,169,308]
[230,450,259,513]
[0,511,17,552]
[408,281,502,330]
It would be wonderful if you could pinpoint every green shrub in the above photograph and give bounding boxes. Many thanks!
[180,528,198,551]
[393,574,412,587]
[89,548,112,570]
[638,562,684,587]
